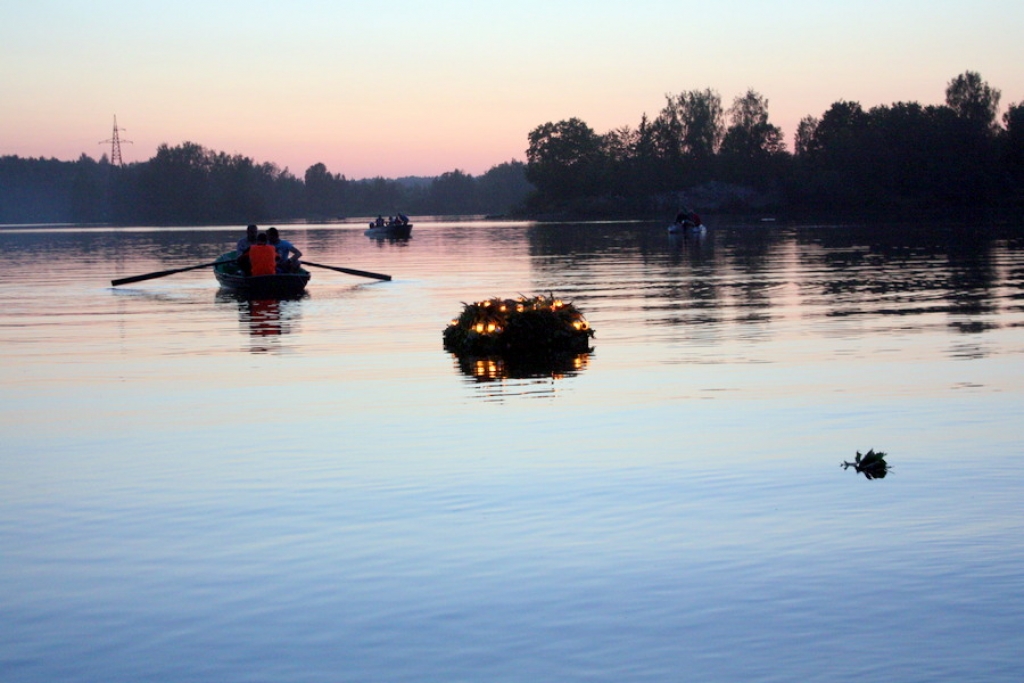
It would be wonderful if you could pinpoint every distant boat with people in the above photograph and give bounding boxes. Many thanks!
[667,222,706,236]
[668,207,706,235]
[366,213,412,239]
[365,223,412,239]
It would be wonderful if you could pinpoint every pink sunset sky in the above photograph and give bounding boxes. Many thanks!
[2,0,1022,179]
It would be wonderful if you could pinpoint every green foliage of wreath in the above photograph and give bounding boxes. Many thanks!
[443,294,595,356]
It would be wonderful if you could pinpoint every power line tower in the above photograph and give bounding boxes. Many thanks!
[99,115,133,165]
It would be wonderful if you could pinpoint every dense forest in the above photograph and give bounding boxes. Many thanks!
[2,71,1022,225]
[525,71,1024,219]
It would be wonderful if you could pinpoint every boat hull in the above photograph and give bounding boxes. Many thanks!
[667,223,706,235]
[213,253,310,297]
[365,223,412,239]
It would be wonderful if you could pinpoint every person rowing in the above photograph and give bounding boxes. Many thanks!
[674,207,701,228]
[236,224,258,253]
[267,227,302,273]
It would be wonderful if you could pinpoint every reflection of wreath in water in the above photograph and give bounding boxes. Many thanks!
[444,295,595,379]
[453,351,591,382]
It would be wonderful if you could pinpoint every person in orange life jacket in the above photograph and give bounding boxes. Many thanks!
[267,227,302,273]
[246,233,279,276]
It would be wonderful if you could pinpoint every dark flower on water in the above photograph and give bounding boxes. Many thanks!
[842,449,891,479]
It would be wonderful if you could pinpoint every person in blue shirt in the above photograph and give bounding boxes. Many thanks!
[266,227,302,273]
[236,224,258,254]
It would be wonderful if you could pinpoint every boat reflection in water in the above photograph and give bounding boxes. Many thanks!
[216,291,306,354]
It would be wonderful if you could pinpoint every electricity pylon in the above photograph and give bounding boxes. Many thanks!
[99,115,133,165]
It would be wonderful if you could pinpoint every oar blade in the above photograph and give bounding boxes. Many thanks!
[111,259,235,286]
[112,267,196,286]
[302,261,391,281]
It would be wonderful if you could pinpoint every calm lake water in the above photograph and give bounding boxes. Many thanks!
[2,219,1023,682]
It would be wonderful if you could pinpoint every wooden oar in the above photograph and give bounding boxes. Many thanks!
[301,261,392,281]
[111,258,237,286]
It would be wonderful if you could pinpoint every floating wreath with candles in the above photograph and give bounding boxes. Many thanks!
[443,294,595,357]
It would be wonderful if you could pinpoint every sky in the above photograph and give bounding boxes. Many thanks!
[2,0,1022,179]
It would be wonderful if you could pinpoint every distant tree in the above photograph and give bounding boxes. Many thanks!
[304,162,347,218]
[788,101,870,208]
[526,118,604,201]
[258,163,303,220]
[812,101,869,153]
[427,169,478,213]
[863,102,958,209]
[70,153,107,222]
[206,152,270,222]
[136,142,212,224]
[0,155,76,223]
[721,89,786,158]
[1003,101,1024,134]
[793,115,819,156]
[1001,101,1024,184]
[665,88,725,160]
[600,126,634,166]
[625,113,662,194]
[946,71,1001,131]
[719,89,786,185]
[595,126,635,196]
[476,161,533,214]
[649,105,684,164]
[651,88,724,186]
[352,176,405,215]
[630,114,657,162]
[716,90,786,191]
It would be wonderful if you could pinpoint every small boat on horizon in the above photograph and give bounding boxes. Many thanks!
[366,213,412,239]
[667,222,706,235]
[365,222,412,239]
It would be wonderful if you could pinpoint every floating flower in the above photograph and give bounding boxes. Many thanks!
[841,449,891,479]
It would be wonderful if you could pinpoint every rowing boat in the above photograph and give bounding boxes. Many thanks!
[667,222,706,235]
[365,223,412,239]
[213,252,310,297]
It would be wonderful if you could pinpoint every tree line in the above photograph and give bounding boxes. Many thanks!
[3,71,1022,225]
[0,145,533,225]
[525,71,1024,219]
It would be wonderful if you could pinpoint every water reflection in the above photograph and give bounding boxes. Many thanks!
[367,236,411,247]
[520,222,1021,362]
[805,224,1001,318]
[666,230,711,260]
[450,351,592,401]
[450,350,591,382]
[216,291,306,353]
